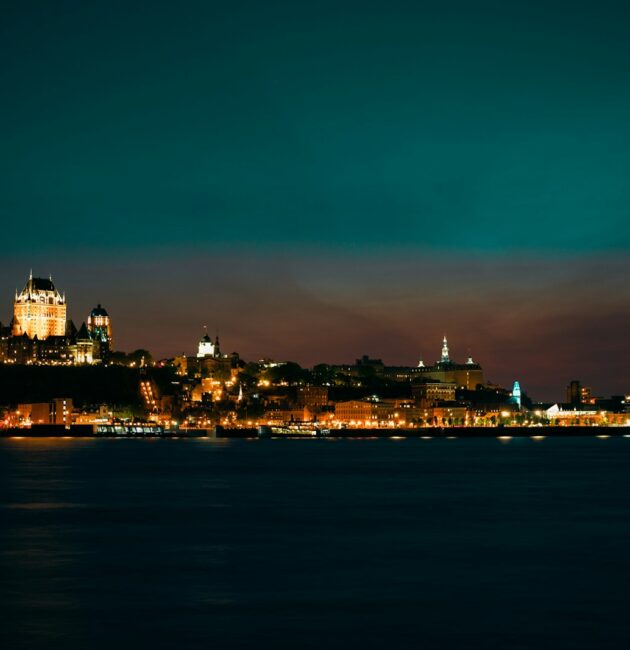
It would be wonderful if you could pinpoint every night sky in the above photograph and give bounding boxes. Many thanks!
[1,1,629,400]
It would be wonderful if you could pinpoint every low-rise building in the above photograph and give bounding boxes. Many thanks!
[412,382,457,407]
[17,398,74,426]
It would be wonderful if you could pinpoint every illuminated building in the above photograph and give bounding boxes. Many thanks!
[566,380,595,406]
[0,273,111,365]
[511,381,522,409]
[18,398,73,426]
[12,272,67,340]
[70,322,96,364]
[334,400,380,423]
[412,336,484,389]
[173,333,241,398]
[412,382,457,407]
[330,337,484,387]
[543,403,627,426]
[428,405,469,425]
[88,304,113,361]
[334,399,415,425]
[197,330,221,358]
[88,304,113,346]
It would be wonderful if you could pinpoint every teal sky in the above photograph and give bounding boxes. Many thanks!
[2,0,630,252]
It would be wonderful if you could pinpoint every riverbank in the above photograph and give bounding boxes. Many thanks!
[2,424,628,438]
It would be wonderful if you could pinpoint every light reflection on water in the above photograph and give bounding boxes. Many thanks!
[1,437,630,650]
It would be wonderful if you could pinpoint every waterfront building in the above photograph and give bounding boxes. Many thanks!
[333,398,416,425]
[544,404,626,426]
[18,398,74,426]
[428,405,469,426]
[334,400,380,424]
[264,406,319,424]
[72,405,112,425]
[412,382,457,407]
[12,272,67,340]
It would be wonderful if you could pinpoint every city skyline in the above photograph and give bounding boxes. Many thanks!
[2,1,629,401]
[1,259,627,402]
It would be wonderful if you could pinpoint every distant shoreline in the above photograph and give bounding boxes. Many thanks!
[1,425,628,439]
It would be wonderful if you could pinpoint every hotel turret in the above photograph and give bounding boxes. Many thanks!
[12,272,67,339]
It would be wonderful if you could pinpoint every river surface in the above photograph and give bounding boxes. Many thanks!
[1,437,630,649]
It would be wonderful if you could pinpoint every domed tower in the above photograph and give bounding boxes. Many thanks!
[12,271,67,339]
[197,328,222,359]
[88,304,113,359]
[197,328,216,358]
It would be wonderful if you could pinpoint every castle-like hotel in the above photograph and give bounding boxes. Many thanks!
[0,272,112,364]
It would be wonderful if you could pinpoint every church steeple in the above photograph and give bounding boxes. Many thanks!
[440,335,450,363]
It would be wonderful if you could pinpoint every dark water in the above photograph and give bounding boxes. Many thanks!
[1,437,630,650]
